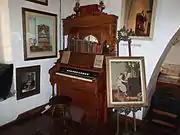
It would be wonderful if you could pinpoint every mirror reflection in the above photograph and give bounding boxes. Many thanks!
[84,35,99,43]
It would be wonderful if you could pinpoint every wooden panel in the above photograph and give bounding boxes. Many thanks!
[68,52,95,68]
[49,52,107,123]
[63,14,118,32]
[56,75,97,93]
[62,8,118,55]
[59,84,98,117]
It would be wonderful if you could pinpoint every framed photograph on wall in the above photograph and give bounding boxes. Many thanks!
[106,56,147,108]
[22,8,57,60]
[120,0,157,40]
[16,65,40,100]
[26,0,48,6]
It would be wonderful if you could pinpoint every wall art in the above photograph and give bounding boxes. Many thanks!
[106,56,147,107]
[16,65,40,100]
[121,0,157,40]
[22,8,57,60]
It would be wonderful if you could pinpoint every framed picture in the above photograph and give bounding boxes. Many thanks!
[26,0,48,6]
[106,56,147,108]
[120,0,157,40]
[16,65,40,100]
[22,8,57,60]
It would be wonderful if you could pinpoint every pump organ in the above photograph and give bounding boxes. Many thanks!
[49,4,118,123]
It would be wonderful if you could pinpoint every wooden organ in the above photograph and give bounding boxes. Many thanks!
[49,51,107,123]
[49,4,118,123]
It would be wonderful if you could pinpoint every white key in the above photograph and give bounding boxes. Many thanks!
[55,72,94,82]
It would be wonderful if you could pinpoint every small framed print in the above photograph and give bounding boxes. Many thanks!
[16,65,40,100]
[26,0,48,6]
[93,55,104,68]
[61,51,71,64]
[106,56,147,108]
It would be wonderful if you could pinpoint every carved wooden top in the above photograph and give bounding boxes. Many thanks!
[63,14,118,35]
[62,4,118,55]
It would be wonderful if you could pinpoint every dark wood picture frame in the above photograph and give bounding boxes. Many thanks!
[22,8,57,61]
[16,65,40,100]
[26,0,48,6]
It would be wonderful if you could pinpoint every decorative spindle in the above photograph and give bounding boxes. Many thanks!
[73,0,80,16]
[98,0,105,12]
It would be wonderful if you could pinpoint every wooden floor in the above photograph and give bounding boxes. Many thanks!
[0,110,179,135]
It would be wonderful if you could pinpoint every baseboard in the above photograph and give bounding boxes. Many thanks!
[0,103,47,132]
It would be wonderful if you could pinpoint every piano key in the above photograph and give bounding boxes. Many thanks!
[55,72,94,82]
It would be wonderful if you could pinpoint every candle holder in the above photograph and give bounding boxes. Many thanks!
[73,0,80,16]
[98,0,105,12]
[116,26,135,56]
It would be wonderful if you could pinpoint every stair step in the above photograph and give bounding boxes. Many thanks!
[152,119,176,128]
[152,109,177,118]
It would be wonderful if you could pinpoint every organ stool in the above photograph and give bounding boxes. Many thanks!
[49,95,72,133]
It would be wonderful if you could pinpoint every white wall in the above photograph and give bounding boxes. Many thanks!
[0,0,12,63]
[61,0,180,120]
[163,43,180,65]
[0,0,60,126]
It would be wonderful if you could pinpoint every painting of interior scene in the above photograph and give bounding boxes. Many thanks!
[123,0,154,37]
[28,17,54,52]
[111,61,142,103]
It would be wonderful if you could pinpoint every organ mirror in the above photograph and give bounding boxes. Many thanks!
[84,35,99,43]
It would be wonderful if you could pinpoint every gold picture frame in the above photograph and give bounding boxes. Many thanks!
[106,56,147,108]
[120,0,157,40]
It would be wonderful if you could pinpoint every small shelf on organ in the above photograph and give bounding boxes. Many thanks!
[67,37,102,54]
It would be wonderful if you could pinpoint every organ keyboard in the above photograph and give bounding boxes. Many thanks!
[49,51,107,123]
[55,67,98,82]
